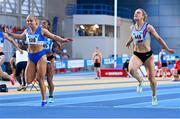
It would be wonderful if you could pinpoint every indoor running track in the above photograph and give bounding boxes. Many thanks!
[0,73,180,118]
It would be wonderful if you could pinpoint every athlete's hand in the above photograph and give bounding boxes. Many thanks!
[126,42,131,48]
[19,49,23,54]
[167,48,175,54]
[62,38,73,43]
[57,42,65,50]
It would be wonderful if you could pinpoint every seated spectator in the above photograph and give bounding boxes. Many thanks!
[123,59,131,77]
[62,49,70,60]
[172,56,180,81]
[159,48,168,78]
[123,59,129,72]
[155,61,162,77]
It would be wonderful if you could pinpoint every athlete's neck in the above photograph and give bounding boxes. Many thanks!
[135,20,145,30]
[30,25,38,33]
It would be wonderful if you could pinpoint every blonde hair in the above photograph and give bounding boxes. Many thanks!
[138,8,148,21]
[26,14,39,25]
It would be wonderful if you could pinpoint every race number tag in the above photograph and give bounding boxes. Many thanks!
[43,43,49,49]
[133,31,143,43]
[27,35,39,44]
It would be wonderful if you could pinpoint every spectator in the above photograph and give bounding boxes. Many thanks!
[123,59,129,72]
[62,49,70,60]
[13,42,28,91]
[92,47,102,79]
[172,56,180,81]
[159,48,168,78]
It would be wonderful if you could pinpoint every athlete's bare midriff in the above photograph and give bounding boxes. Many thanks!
[28,44,44,53]
[134,40,151,53]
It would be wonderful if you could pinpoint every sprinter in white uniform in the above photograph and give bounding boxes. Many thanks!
[126,8,175,105]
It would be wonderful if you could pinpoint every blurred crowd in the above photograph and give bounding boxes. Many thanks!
[0,24,26,33]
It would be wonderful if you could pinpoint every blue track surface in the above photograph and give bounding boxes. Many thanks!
[0,73,179,118]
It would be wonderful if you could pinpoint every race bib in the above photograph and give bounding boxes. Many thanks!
[27,35,39,44]
[133,31,144,43]
[43,43,49,49]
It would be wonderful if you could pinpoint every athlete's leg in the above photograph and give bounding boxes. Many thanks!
[10,57,16,79]
[36,55,47,102]
[128,55,143,82]
[0,67,12,80]
[96,66,101,79]
[46,59,55,98]
[144,55,158,105]
[0,55,15,84]
[25,60,36,84]
[144,55,157,97]
[94,66,98,79]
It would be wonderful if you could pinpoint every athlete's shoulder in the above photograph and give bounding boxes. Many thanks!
[146,23,155,32]
[146,23,153,28]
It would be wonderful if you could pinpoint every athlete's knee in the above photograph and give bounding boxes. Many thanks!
[38,75,45,80]
[129,68,136,76]
[27,79,33,84]
[47,79,53,85]
[36,75,45,84]
[149,78,157,86]
[27,80,31,84]
[48,83,54,89]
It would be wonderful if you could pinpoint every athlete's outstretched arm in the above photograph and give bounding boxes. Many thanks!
[3,33,22,53]
[148,24,175,54]
[42,28,72,43]
[5,27,26,39]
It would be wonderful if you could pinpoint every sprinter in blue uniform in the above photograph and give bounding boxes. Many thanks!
[5,14,71,107]
[41,19,60,103]
[126,8,175,105]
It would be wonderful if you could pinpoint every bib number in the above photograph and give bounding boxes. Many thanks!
[27,35,39,44]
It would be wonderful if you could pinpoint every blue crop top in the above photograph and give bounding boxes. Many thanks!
[43,38,53,53]
[26,26,45,45]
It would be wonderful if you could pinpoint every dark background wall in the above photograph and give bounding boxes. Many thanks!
[76,0,180,54]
